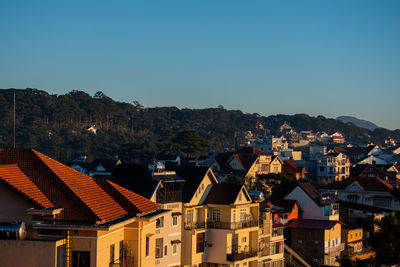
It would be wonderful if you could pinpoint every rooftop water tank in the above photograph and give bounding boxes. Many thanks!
[0,222,27,240]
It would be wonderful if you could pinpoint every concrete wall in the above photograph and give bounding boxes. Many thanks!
[0,239,63,267]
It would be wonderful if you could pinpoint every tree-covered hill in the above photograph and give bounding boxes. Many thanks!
[0,88,398,160]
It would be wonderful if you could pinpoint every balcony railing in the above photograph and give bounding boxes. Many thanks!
[207,219,258,230]
[184,221,205,230]
[227,249,258,262]
[325,243,345,254]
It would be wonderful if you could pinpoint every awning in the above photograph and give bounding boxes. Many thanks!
[171,240,182,244]
[172,212,182,216]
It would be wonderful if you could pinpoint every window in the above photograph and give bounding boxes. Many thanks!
[156,217,164,228]
[242,237,247,242]
[272,228,283,237]
[164,245,168,256]
[196,233,205,253]
[119,241,124,261]
[72,251,90,267]
[172,215,178,226]
[187,210,193,224]
[270,241,283,255]
[202,184,204,190]
[155,238,163,258]
[172,244,177,254]
[212,209,221,222]
[145,236,150,257]
[232,210,236,223]
[110,244,115,263]
[320,166,325,172]
[240,208,246,221]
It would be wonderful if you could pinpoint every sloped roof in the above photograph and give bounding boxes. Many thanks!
[269,199,299,213]
[110,164,156,199]
[102,180,160,215]
[298,183,324,206]
[0,149,160,223]
[287,219,338,230]
[283,160,305,174]
[233,153,258,171]
[0,164,53,209]
[214,152,234,173]
[175,166,214,203]
[236,147,267,155]
[324,176,393,192]
[204,183,245,205]
[89,158,117,172]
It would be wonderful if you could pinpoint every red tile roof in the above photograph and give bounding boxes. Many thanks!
[106,180,160,215]
[236,147,267,155]
[0,148,160,223]
[0,164,53,209]
[233,153,258,171]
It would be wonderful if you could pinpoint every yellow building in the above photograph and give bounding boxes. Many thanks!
[258,207,285,267]
[341,226,363,254]
[175,166,261,267]
[0,148,167,267]
[286,219,344,266]
[211,147,283,179]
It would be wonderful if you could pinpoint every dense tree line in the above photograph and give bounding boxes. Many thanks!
[0,88,398,160]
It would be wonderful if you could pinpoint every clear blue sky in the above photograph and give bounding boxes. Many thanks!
[1,0,399,129]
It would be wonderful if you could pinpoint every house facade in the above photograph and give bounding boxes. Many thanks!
[0,148,165,267]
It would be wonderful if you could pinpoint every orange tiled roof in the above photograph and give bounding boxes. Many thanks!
[0,164,53,209]
[0,148,160,223]
[32,150,128,222]
[107,180,161,215]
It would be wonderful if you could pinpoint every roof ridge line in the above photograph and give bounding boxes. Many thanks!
[30,149,102,221]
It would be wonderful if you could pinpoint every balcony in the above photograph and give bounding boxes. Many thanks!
[207,219,258,230]
[325,243,345,254]
[227,249,258,262]
[184,221,205,230]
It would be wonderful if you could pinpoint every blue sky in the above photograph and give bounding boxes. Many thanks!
[1,0,399,129]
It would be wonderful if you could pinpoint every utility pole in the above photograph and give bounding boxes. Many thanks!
[13,91,16,148]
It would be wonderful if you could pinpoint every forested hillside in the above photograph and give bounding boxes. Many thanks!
[0,88,398,160]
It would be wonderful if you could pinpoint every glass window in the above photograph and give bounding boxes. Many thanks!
[172,244,177,254]
[156,217,164,228]
[119,241,124,261]
[145,236,150,257]
[240,209,246,221]
[196,233,205,253]
[213,209,221,222]
[110,244,115,263]
[187,210,193,224]
[156,238,163,258]
[164,245,168,256]
[173,215,178,226]
[72,251,90,267]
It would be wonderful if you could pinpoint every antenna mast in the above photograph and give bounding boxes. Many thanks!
[13,92,16,148]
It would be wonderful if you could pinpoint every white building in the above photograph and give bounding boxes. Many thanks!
[317,153,350,182]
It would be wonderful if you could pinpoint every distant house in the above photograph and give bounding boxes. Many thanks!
[69,158,119,178]
[284,183,339,221]
[350,164,397,185]
[283,159,306,179]
[267,199,301,225]
[286,219,344,266]
[330,132,345,144]
[210,147,283,179]
[322,176,400,211]
[316,152,350,182]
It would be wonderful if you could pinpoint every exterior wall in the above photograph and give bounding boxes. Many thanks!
[335,186,400,211]
[0,239,64,267]
[0,184,34,226]
[285,187,338,221]
[287,228,325,265]
[317,153,350,181]
[188,172,215,206]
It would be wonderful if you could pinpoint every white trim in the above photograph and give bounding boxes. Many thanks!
[168,262,181,267]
